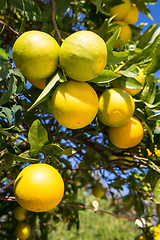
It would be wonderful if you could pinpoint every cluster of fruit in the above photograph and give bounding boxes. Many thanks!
[13,205,30,240]
[110,0,139,48]
[13,27,145,150]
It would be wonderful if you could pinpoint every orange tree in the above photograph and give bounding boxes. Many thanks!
[1,0,160,239]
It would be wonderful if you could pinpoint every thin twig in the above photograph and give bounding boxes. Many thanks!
[51,0,63,43]
[0,195,156,221]
[0,20,18,35]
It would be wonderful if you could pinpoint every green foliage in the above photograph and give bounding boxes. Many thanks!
[1,0,160,239]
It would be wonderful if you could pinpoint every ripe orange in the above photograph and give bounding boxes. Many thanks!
[12,30,59,80]
[14,222,31,240]
[59,30,107,81]
[108,116,144,149]
[50,80,98,129]
[113,20,132,49]
[98,88,135,127]
[147,145,160,157]
[14,163,64,212]
[154,225,160,236]
[123,3,139,25]
[92,184,104,198]
[110,0,131,20]
[28,79,46,89]
[13,205,28,221]
[112,66,145,96]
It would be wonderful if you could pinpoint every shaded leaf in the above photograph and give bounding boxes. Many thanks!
[137,24,158,49]
[0,74,17,105]
[106,29,121,52]
[28,119,49,157]
[153,179,160,204]
[107,51,128,65]
[28,69,62,111]
[90,70,120,86]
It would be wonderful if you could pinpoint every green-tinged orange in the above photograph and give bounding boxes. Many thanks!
[14,222,31,240]
[59,30,107,81]
[92,184,104,198]
[98,88,135,127]
[51,80,98,129]
[28,78,46,89]
[13,205,28,221]
[12,30,59,80]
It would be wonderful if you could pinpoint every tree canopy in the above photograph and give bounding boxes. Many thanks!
[1,0,160,239]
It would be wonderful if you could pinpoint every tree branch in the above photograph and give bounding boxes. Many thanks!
[0,21,18,35]
[51,0,63,43]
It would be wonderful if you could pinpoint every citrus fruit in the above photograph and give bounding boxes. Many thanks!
[154,225,160,236]
[98,88,135,127]
[110,0,131,20]
[28,79,46,89]
[14,222,31,240]
[108,116,144,149]
[59,30,107,81]
[13,205,28,221]
[14,163,64,212]
[92,184,104,198]
[135,236,147,240]
[113,20,132,49]
[12,30,59,80]
[147,145,160,157]
[112,66,145,96]
[123,3,139,25]
[51,80,98,129]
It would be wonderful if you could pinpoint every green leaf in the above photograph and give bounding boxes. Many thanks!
[117,64,139,78]
[147,113,160,121]
[9,0,32,12]
[28,69,62,111]
[43,143,64,156]
[0,62,12,81]
[107,51,128,65]
[153,179,160,204]
[141,77,157,105]
[54,0,70,16]
[0,126,15,139]
[62,148,76,155]
[137,24,158,49]
[106,29,121,52]
[144,55,160,75]
[18,0,26,34]
[113,75,143,90]
[0,0,7,9]
[0,74,17,105]
[0,48,8,60]
[28,119,49,157]
[12,153,39,163]
[90,70,120,86]
[1,107,13,125]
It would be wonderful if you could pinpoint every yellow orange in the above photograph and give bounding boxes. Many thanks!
[14,163,64,212]
[92,184,104,198]
[51,80,98,129]
[113,20,132,49]
[28,79,46,89]
[108,116,144,149]
[123,3,139,25]
[14,222,31,240]
[110,0,131,20]
[13,205,28,221]
[98,88,135,127]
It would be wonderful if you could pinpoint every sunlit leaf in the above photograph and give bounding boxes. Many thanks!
[153,179,160,204]
[90,70,120,86]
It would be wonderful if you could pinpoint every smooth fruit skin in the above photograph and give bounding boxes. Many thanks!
[113,20,132,49]
[59,30,107,81]
[28,79,46,89]
[123,3,139,25]
[14,163,64,212]
[135,236,147,240]
[112,66,145,96]
[51,80,99,129]
[98,88,135,127]
[108,116,144,149]
[110,0,131,20]
[14,222,31,240]
[13,205,28,221]
[12,30,59,80]
[92,184,104,198]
